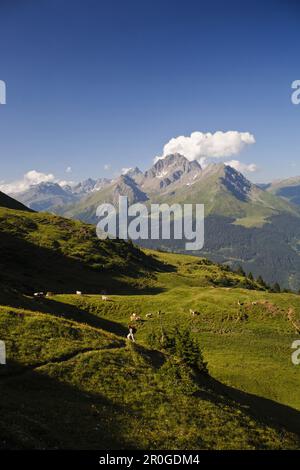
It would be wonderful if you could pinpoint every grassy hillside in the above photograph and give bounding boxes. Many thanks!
[0,206,300,449]
[0,288,299,449]
[0,206,163,296]
[54,250,300,413]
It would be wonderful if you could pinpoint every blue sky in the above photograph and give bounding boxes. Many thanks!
[0,0,300,189]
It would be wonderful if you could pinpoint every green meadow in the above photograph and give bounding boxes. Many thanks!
[53,250,300,412]
[0,207,300,449]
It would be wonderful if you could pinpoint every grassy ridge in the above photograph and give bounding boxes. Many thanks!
[0,207,163,295]
[0,300,299,449]
[0,206,300,449]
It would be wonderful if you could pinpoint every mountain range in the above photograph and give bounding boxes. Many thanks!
[7,153,300,290]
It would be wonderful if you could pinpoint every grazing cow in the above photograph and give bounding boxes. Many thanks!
[145,313,153,319]
[76,291,82,296]
[130,313,141,322]
[189,309,200,317]
[102,295,108,301]
[237,300,244,306]
[252,301,257,306]
[34,292,45,298]
[46,292,54,297]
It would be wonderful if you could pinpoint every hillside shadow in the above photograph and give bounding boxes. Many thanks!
[0,295,128,337]
[132,343,166,368]
[1,357,299,449]
[195,374,300,436]
[0,231,169,296]
[0,359,132,449]
[39,297,129,336]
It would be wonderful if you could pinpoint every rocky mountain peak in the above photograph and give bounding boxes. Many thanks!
[141,153,202,191]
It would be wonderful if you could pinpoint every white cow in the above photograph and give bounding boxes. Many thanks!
[76,291,82,295]
[189,309,200,317]
[34,292,45,298]
[130,313,141,321]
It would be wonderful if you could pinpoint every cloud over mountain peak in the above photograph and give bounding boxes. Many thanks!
[156,130,256,165]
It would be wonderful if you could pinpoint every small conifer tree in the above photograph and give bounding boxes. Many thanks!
[272,282,281,293]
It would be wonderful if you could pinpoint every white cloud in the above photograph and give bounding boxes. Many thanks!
[59,180,74,187]
[225,160,258,173]
[121,167,132,175]
[0,170,55,194]
[156,130,256,162]
[104,164,111,171]
[0,170,72,194]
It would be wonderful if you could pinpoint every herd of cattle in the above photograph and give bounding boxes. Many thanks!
[33,291,109,300]
[33,292,255,323]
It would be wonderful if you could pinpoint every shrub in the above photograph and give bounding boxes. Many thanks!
[157,358,199,396]
[272,282,281,293]
[148,327,208,374]
[236,265,246,277]
[237,278,255,290]
[257,275,269,290]
[147,328,175,351]
[213,276,233,287]
[173,327,208,373]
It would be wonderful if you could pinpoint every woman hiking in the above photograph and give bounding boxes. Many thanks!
[127,324,137,342]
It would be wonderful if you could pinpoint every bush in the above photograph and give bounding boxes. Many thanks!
[236,265,246,277]
[147,327,208,374]
[272,282,281,293]
[237,278,255,290]
[257,275,267,288]
[157,359,199,396]
[213,276,233,287]
[147,328,175,351]
[173,327,208,373]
